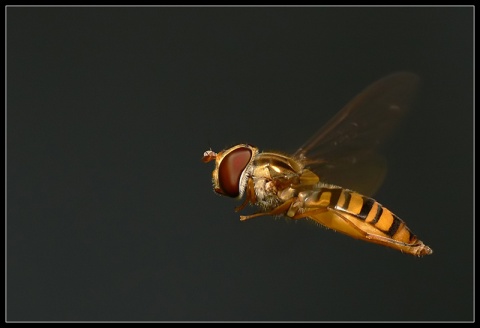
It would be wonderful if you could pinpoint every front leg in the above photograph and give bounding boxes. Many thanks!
[235,177,257,212]
[239,198,295,221]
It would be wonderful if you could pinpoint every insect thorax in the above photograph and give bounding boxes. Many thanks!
[249,152,306,211]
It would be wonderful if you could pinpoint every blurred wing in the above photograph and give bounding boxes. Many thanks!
[294,72,420,196]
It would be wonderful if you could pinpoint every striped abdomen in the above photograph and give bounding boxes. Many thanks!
[290,186,432,256]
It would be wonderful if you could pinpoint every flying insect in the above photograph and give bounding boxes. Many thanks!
[203,72,432,257]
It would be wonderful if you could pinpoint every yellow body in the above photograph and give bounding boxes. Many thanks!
[238,150,432,257]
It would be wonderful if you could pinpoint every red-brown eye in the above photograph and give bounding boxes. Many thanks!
[218,147,252,197]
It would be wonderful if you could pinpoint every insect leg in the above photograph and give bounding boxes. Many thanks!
[239,198,294,221]
[295,208,371,239]
[299,208,432,256]
[235,178,257,212]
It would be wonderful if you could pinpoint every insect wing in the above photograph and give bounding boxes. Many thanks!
[294,72,420,196]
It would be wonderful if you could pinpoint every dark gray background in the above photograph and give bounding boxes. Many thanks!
[7,7,473,321]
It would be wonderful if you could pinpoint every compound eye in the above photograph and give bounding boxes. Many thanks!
[218,147,252,197]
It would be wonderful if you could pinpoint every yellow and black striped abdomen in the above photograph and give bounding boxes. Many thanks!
[334,189,417,245]
[298,187,432,256]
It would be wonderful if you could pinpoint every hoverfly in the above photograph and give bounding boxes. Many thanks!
[202,72,432,257]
